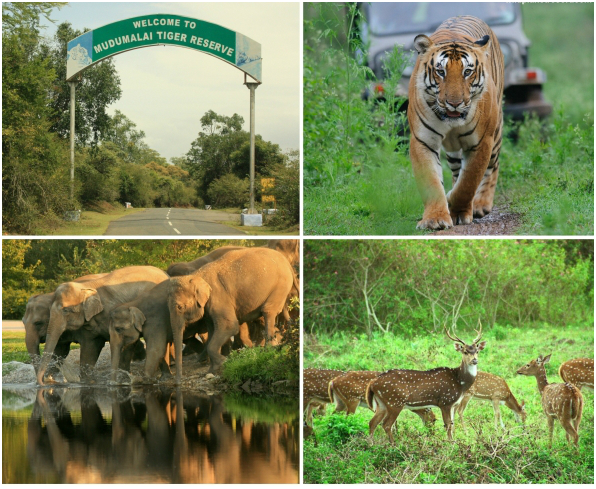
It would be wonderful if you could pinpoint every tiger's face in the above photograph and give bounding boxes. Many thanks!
[413,34,491,122]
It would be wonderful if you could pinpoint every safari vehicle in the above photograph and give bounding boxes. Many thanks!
[360,2,553,120]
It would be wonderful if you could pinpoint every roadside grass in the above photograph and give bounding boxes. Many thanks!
[32,207,145,236]
[303,323,594,484]
[2,331,81,364]
[521,2,594,126]
[303,3,594,236]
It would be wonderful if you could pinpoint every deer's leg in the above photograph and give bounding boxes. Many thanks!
[305,401,317,427]
[492,399,504,429]
[381,406,403,445]
[559,417,578,446]
[440,407,455,441]
[457,394,472,430]
[346,399,360,415]
[368,404,387,443]
[546,416,555,448]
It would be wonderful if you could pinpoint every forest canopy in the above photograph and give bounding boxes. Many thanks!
[304,240,594,337]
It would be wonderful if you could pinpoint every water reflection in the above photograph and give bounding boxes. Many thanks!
[3,386,298,484]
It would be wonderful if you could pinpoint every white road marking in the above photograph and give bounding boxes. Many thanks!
[169,221,173,226]
[173,228,181,234]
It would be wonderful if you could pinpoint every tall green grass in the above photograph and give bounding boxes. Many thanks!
[303,323,594,483]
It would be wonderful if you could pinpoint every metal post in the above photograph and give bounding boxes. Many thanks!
[69,81,76,201]
[245,81,259,214]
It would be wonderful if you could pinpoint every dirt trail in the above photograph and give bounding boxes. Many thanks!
[431,205,522,236]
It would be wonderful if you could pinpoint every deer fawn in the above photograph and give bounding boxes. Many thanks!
[367,325,486,443]
[517,354,584,447]
[329,371,436,426]
[303,368,345,426]
[559,358,594,392]
[457,371,526,429]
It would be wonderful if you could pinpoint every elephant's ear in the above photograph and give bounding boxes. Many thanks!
[81,288,103,321]
[130,307,146,333]
[191,278,211,307]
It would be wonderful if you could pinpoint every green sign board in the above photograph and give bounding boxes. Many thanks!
[67,14,262,82]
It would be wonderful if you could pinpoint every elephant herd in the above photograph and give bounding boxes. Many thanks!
[23,240,299,386]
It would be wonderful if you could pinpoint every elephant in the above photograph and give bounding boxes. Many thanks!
[36,266,169,385]
[108,280,209,382]
[166,240,300,277]
[167,247,299,381]
[267,239,299,267]
[23,273,107,376]
[166,246,244,277]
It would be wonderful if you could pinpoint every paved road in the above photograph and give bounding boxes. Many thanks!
[104,208,246,236]
[3,320,23,331]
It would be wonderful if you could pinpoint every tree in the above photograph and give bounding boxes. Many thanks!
[2,2,72,233]
[46,22,122,146]
[266,150,300,226]
[102,110,147,163]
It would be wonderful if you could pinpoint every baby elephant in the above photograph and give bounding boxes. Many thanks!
[109,280,207,382]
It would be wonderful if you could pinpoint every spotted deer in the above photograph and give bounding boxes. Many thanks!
[329,370,436,426]
[517,354,584,446]
[558,358,594,392]
[303,368,345,426]
[457,371,526,429]
[367,325,486,443]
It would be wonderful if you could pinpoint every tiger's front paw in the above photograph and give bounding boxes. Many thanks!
[417,209,453,230]
[449,210,474,225]
[472,196,494,218]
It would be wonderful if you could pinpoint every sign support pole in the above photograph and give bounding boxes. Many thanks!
[245,80,259,214]
[69,81,76,201]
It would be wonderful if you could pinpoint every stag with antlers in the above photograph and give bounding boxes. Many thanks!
[517,354,584,446]
[367,323,486,443]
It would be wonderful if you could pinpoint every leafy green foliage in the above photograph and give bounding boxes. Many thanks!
[222,345,299,385]
[1,241,44,318]
[305,240,593,336]
[207,173,249,207]
[304,323,594,483]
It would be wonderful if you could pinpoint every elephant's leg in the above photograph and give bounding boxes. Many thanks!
[118,342,137,372]
[206,318,239,374]
[145,332,169,380]
[79,336,106,381]
[47,341,72,378]
[238,322,253,348]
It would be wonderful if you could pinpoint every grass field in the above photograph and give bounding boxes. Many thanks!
[303,3,594,236]
[303,323,594,484]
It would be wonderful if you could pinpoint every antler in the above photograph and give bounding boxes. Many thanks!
[472,319,483,344]
[444,326,466,346]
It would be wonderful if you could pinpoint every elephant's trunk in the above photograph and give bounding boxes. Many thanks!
[170,310,185,386]
[37,315,66,385]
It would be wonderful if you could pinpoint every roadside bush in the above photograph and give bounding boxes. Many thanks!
[206,173,249,208]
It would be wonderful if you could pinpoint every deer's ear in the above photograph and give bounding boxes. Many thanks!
[543,354,551,364]
[476,341,487,351]
[454,343,464,352]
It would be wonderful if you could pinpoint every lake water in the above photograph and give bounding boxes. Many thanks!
[2,385,299,483]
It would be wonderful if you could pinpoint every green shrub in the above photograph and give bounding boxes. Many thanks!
[206,173,249,208]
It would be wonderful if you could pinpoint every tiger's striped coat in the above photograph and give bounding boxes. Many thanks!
[407,16,504,230]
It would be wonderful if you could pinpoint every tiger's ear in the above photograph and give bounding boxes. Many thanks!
[474,35,491,55]
[414,35,433,55]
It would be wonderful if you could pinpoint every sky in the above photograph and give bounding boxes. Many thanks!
[40,2,301,161]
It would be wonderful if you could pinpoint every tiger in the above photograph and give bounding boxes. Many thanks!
[407,15,504,230]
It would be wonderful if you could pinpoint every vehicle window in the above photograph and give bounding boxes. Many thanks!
[366,2,516,36]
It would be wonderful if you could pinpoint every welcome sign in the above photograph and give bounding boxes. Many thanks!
[66,14,262,82]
